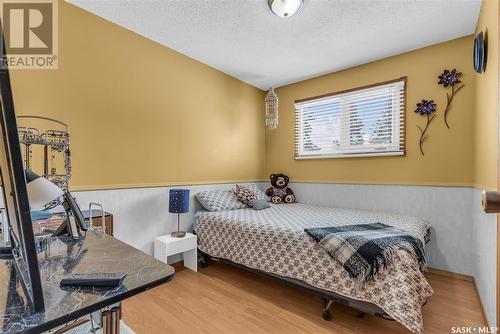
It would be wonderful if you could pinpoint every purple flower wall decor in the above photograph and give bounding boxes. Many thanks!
[438,69,465,128]
[415,99,437,156]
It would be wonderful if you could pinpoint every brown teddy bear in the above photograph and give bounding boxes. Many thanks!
[266,173,296,204]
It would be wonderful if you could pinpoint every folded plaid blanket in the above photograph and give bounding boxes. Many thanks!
[305,223,426,282]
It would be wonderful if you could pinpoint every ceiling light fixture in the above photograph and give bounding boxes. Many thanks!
[268,0,303,18]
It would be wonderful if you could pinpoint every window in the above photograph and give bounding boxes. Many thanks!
[294,78,406,159]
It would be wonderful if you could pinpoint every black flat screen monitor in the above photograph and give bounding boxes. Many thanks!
[0,27,44,311]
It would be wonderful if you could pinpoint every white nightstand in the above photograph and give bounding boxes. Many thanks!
[154,233,197,272]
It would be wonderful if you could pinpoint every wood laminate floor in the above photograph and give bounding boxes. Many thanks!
[122,263,486,333]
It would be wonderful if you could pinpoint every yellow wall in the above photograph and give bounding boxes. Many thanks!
[265,36,475,187]
[473,0,499,190]
[8,1,495,190]
[9,1,266,191]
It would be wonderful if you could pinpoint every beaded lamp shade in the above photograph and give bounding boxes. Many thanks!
[265,87,279,129]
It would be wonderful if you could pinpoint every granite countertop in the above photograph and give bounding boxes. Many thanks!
[0,231,175,334]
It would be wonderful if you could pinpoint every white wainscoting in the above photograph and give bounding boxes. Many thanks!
[472,188,497,326]
[73,181,496,326]
[74,182,261,256]
[287,182,476,275]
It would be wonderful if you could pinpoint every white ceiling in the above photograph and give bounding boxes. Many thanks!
[68,0,481,90]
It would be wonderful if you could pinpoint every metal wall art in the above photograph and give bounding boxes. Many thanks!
[438,69,464,129]
[415,99,437,156]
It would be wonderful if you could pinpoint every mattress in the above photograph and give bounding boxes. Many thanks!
[196,203,433,334]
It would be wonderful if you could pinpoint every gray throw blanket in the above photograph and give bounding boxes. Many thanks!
[305,223,426,282]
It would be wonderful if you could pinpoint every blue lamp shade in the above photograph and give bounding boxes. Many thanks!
[169,189,190,214]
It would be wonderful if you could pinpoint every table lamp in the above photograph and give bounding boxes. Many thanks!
[26,170,87,239]
[169,189,190,238]
[25,169,64,210]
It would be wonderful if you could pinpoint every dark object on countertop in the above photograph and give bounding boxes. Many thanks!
[60,272,127,287]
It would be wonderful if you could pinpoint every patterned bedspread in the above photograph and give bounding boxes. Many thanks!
[195,203,433,333]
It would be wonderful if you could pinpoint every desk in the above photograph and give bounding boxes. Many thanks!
[0,231,175,334]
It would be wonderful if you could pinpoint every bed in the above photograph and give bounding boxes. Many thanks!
[195,203,433,334]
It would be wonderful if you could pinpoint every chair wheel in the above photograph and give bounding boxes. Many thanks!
[322,310,331,321]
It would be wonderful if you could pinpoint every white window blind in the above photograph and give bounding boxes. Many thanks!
[295,78,406,159]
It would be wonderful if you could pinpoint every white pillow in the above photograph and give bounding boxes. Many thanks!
[195,190,247,212]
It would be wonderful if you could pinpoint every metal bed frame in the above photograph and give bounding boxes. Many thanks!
[197,229,431,321]
[197,249,394,321]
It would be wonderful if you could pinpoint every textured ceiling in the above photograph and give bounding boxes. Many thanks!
[68,0,481,90]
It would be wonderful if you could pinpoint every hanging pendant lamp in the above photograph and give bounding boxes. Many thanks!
[265,88,279,129]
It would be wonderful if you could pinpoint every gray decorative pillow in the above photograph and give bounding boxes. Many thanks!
[195,190,247,212]
[250,199,271,210]
[235,184,270,202]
